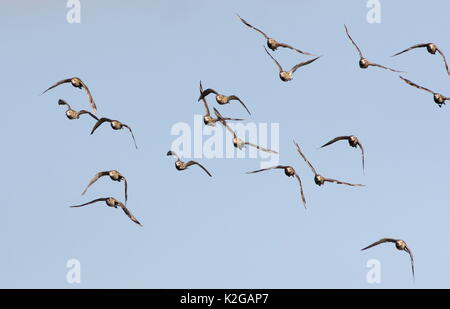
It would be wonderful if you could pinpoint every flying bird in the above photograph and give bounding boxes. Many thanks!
[215,108,278,154]
[70,197,142,226]
[198,86,251,115]
[320,135,365,172]
[399,76,449,107]
[344,25,404,73]
[167,151,212,177]
[58,99,98,121]
[43,77,97,115]
[247,165,306,208]
[361,238,414,280]
[392,43,449,76]
[264,47,320,82]
[81,170,128,204]
[90,118,138,149]
[237,14,316,56]
[294,140,363,187]
[199,81,244,126]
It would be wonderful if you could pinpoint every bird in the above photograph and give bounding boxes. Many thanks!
[246,165,306,208]
[70,197,142,226]
[392,43,449,76]
[320,135,365,172]
[90,117,138,149]
[58,99,98,121]
[199,81,244,126]
[198,86,251,115]
[399,76,449,107]
[264,47,320,82]
[294,140,363,187]
[237,14,316,56]
[167,151,212,177]
[215,108,278,154]
[361,238,414,280]
[81,170,128,204]
[43,77,97,115]
[344,25,403,73]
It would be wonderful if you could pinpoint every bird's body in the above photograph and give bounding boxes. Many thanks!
[81,170,128,203]
[90,117,138,149]
[320,135,365,172]
[198,87,251,115]
[167,151,212,177]
[58,99,98,121]
[399,76,449,107]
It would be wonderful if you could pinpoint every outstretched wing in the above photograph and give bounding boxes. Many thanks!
[391,43,429,57]
[361,238,397,251]
[118,202,142,226]
[323,177,364,187]
[246,165,287,174]
[237,14,269,39]
[320,136,350,148]
[368,61,404,73]
[42,78,72,94]
[294,173,307,209]
[58,99,71,109]
[123,124,138,149]
[290,56,321,74]
[78,110,99,120]
[245,142,278,154]
[185,161,212,177]
[214,108,237,137]
[81,171,110,196]
[166,150,181,160]
[198,88,218,102]
[90,118,112,135]
[228,95,251,115]
[264,47,283,72]
[399,76,435,94]
[404,246,415,280]
[293,140,317,175]
[357,142,365,173]
[123,177,128,204]
[70,197,108,208]
[436,47,450,76]
[199,81,210,116]
[277,42,316,56]
[344,25,363,58]
[78,79,97,115]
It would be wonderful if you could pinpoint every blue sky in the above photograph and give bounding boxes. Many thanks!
[1,0,449,288]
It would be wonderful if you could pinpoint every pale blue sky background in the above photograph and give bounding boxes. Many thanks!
[0,0,449,288]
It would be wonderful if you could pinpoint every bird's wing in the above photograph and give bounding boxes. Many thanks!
[214,108,237,137]
[246,165,286,174]
[70,197,108,208]
[277,42,315,56]
[118,202,142,226]
[344,25,363,58]
[79,79,97,115]
[320,136,351,148]
[58,99,71,109]
[294,173,307,209]
[404,246,415,280]
[391,43,429,57]
[122,177,128,204]
[361,238,397,251]
[90,118,112,135]
[323,177,364,187]
[264,47,283,72]
[399,76,434,94]
[290,56,321,74]
[228,95,251,115]
[237,14,269,39]
[77,110,99,120]
[198,88,218,102]
[245,142,278,154]
[436,47,450,76]
[166,150,180,160]
[81,171,110,195]
[42,78,72,94]
[123,124,138,149]
[199,81,211,116]
[185,161,212,177]
[293,140,317,175]
[357,141,365,173]
[368,61,404,73]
